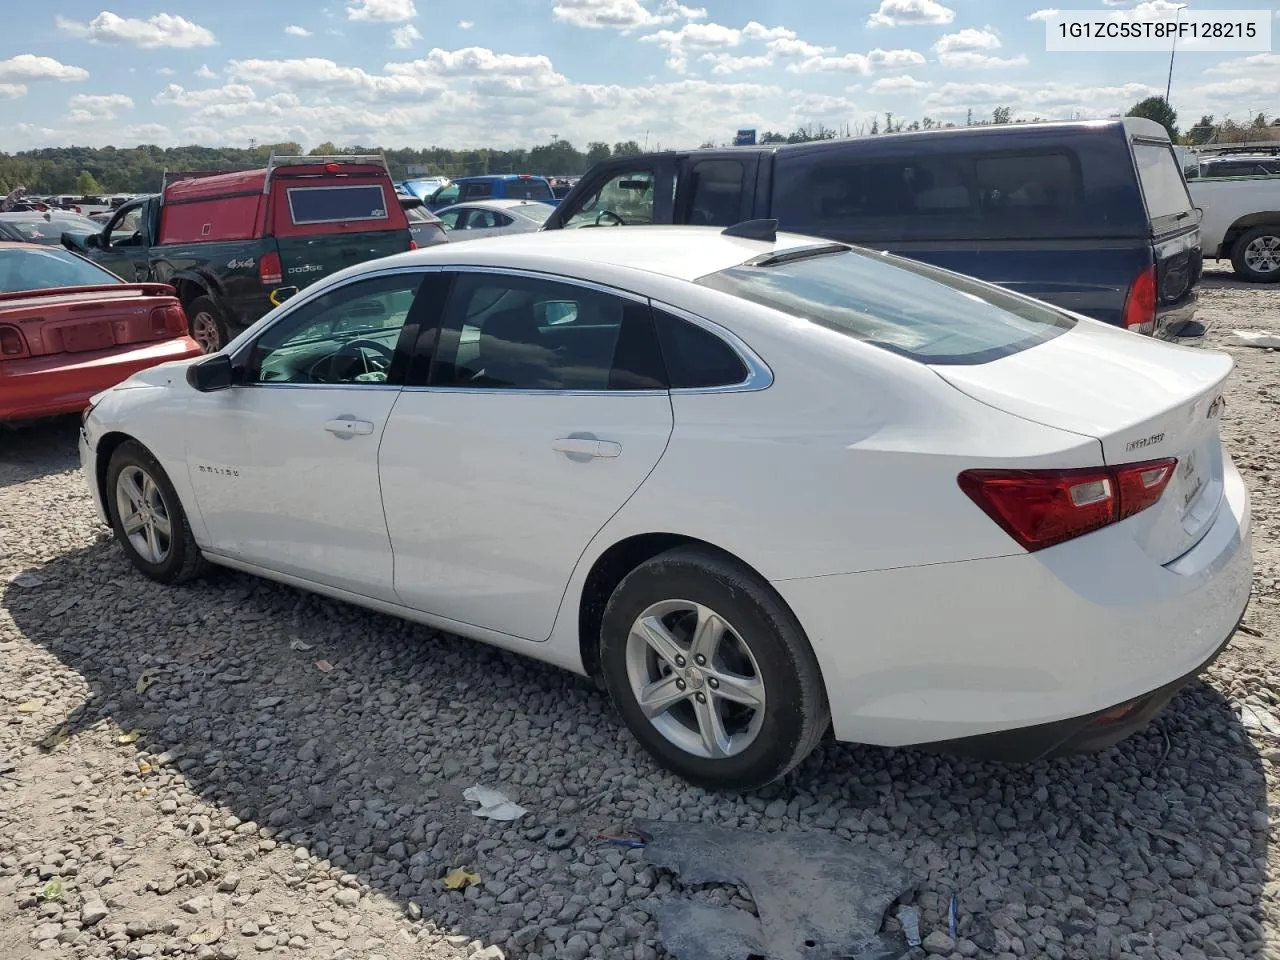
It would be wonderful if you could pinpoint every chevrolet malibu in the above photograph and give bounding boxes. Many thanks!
[78,223,1252,789]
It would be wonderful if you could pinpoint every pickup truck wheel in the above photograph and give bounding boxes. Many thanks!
[1231,225,1280,283]
[187,296,229,353]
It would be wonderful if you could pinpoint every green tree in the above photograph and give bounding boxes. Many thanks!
[759,131,788,144]
[992,106,1012,125]
[585,141,612,165]
[74,170,103,194]
[1126,96,1178,141]
[612,140,643,158]
[1188,114,1215,145]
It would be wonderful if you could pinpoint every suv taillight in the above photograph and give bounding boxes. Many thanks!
[259,251,283,287]
[0,325,27,359]
[1123,265,1157,335]
[958,459,1177,552]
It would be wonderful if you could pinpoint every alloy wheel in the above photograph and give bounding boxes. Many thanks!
[1244,234,1280,275]
[189,312,222,353]
[115,465,172,565]
[624,599,766,759]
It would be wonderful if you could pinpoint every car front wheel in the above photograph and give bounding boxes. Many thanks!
[106,441,207,584]
[600,546,830,790]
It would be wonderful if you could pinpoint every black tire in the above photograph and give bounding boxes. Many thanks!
[106,440,207,584]
[186,295,229,353]
[600,546,830,790]
[1230,225,1280,283]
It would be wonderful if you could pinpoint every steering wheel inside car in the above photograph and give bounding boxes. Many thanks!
[595,210,627,226]
[307,338,395,383]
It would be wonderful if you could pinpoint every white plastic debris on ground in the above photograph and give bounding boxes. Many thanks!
[464,784,528,821]
[1232,330,1280,349]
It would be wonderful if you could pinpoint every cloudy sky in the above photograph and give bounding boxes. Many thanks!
[2,0,1277,152]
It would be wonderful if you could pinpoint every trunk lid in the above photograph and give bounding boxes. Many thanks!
[1,284,184,358]
[933,320,1232,564]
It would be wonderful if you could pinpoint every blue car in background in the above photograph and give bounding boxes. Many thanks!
[425,174,559,211]
[398,176,451,202]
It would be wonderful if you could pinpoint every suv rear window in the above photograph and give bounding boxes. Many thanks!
[1132,142,1193,222]
[287,185,390,225]
[504,179,554,202]
[696,247,1075,365]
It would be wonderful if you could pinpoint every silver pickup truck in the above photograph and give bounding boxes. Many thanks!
[1190,174,1280,282]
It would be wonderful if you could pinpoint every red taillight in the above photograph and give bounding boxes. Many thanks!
[149,304,187,337]
[324,162,341,173]
[958,458,1177,552]
[259,251,283,286]
[0,324,27,359]
[1123,265,1157,335]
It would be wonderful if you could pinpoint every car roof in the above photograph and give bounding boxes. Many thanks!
[445,199,549,211]
[371,225,828,282]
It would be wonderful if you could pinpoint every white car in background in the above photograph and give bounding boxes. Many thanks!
[79,223,1252,789]
[433,199,552,241]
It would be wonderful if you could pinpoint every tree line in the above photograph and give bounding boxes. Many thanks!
[3,100,1275,196]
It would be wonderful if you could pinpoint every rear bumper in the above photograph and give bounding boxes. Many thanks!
[1155,288,1200,340]
[0,337,202,423]
[772,453,1253,751]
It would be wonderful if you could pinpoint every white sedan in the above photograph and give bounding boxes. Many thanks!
[433,199,552,241]
[79,223,1252,789]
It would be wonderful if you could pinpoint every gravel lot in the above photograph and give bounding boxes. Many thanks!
[2,269,1279,960]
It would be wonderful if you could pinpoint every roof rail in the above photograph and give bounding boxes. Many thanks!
[722,219,778,242]
[263,153,393,192]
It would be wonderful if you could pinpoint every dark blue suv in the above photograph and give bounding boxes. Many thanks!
[543,118,1201,337]
[426,174,558,211]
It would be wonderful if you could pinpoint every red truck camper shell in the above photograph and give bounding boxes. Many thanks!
[158,160,408,245]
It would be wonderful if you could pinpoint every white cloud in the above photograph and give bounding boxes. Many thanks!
[1026,8,1059,20]
[871,74,930,93]
[1204,53,1280,75]
[767,37,834,60]
[285,25,313,37]
[391,24,423,48]
[226,58,445,100]
[196,64,218,79]
[154,83,257,110]
[552,0,703,31]
[923,80,1158,117]
[641,21,744,72]
[701,53,772,74]
[788,48,926,75]
[741,22,795,42]
[67,92,134,123]
[157,67,176,76]
[346,0,417,21]
[0,83,26,99]
[458,20,474,29]
[1193,77,1280,100]
[0,55,89,83]
[867,0,954,28]
[55,12,215,48]
[938,51,1029,69]
[933,28,1001,54]
[122,123,173,144]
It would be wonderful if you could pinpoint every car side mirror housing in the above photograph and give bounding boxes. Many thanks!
[61,231,94,252]
[186,353,234,392]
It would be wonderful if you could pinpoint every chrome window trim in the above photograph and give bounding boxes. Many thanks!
[649,300,774,395]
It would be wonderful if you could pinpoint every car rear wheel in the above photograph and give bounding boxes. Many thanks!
[186,295,229,353]
[106,441,207,584]
[1231,225,1280,283]
[599,546,830,790]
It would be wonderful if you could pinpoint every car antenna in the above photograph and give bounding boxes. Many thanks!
[721,219,778,242]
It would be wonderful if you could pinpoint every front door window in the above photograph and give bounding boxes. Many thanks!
[563,170,657,227]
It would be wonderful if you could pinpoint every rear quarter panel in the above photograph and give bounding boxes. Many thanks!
[149,239,276,331]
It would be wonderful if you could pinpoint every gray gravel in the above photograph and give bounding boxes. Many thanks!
[2,271,1280,960]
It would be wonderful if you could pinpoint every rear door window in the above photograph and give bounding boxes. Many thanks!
[287,185,389,225]
[460,182,493,200]
[974,153,1080,223]
[654,309,749,388]
[504,179,554,201]
[696,246,1075,365]
[680,160,746,227]
[1132,142,1194,224]
[564,170,658,227]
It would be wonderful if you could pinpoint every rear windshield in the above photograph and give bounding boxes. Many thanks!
[503,179,554,202]
[0,215,99,242]
[0,247,121,293]
[510,203,553,224]
[1133,142,1194,222]
[287,185,390,225]
[696,247,1075,365]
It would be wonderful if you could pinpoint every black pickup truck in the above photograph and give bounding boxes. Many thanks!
[63,155,413,352]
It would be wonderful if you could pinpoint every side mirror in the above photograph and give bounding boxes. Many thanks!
[60,231,92,252]
[186,353,234,392]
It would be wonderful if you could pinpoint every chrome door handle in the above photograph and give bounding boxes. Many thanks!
[324,418,375,437]
[553,437,622,461]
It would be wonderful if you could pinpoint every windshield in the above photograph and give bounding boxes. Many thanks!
[1133,142,1194,222]
[0,214,100,243]
[504,178,554,201]
[0,246,121,293]
[696,247,1075,365]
